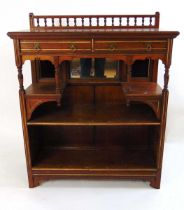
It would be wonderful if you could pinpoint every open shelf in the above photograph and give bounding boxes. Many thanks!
[25,83,62,120]
[29,124,159,174]
[27,102,160,126]
[26,82,56,97]
[122,82,162,98]
[122,82,162,119]
[32,147,156,171]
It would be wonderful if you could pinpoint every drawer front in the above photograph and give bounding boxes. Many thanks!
[20,40,92,54]
[94,40,167,54]
[20,39,167,55]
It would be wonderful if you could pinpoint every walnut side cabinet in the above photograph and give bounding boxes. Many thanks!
[7,12,179,188]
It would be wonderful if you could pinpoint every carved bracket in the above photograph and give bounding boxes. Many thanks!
[122,82,162,119]
[26,95,62,120]
[22,55,55,66]
[125,98,161,119]
[131,55,166,66]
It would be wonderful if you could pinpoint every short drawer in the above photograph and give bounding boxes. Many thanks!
[94,40,167,54]
[20,39,92,54]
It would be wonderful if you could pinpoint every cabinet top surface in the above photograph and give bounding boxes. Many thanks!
[7,28,179,39]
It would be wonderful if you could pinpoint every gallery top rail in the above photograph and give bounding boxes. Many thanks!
[29,12,160,30]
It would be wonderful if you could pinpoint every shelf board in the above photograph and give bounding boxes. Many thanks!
[122,82,162,99]
[25,82,57,97]
[32,147,156,173]
[27,103,160,126]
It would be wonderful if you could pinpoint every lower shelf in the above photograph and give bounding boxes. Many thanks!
[28,103,160,125]
[32,147,156,172]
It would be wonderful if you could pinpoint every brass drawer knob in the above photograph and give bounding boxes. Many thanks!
[146,43,152,52]
[109,44,117,51]
[34,43,40,51]
[70,44,77,52]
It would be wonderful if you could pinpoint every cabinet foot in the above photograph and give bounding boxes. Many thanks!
[29,178,40,188]
[150,177,161,189]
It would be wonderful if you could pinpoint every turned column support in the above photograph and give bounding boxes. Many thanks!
[54,56,60,93]
[17,65,24,91]
[125,56,133,82]
[163,64,170,92]
[127,64,132,82]
[54,56,61,106]
[163,38,173,92]
[13,39,24,91]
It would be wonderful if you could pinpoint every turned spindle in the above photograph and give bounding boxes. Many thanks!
[74,18,77,27]
[127,17,130,26]
[134,17,137,26]
[82,18,84,27]
[52,18,54,27]
[164,65,170,91]
[112,17,114,26]
[119,17,122,26]
[59,18,62,26]
[36,18,40,27]
[97,17,99,27]
[67,18,69,27]
[44,18,47,27]
[17,66,24,91]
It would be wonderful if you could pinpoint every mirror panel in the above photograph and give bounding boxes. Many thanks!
[70,58,118,79]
